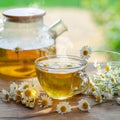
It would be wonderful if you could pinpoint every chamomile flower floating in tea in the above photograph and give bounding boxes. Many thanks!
[1,89,10,102]
[56,102,71,114]
[38,95,52,108]
[80,46,92,60]
[78,99,91,112]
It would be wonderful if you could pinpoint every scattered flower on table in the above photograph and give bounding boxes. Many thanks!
[38,95,52,108]
[116,97,120,104]
[78,99,91,112]
[80,45,92,60]
[56,102,71,114]
[1,82,40,108]
[1,89,10,102]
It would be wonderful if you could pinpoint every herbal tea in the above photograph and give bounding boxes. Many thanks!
[35,56,88,99]
[0,46,55,79]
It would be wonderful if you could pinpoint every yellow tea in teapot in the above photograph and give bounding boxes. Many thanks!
[0,47,55,79]
[35,55,88,99]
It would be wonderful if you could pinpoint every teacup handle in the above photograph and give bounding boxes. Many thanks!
[72,71,89,95]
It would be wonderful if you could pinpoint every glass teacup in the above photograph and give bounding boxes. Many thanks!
[35,55,89,100]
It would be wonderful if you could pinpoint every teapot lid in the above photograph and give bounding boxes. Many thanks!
[3,8,46,22]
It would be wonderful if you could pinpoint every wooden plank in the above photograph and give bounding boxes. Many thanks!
[0,93,120,120]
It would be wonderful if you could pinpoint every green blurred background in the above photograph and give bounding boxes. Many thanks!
[0,0,120,53]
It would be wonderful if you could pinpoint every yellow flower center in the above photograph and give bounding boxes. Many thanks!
[25,89,36,98]
[96,96,101,102]
[14,87,17,90]
[16,95,21,101]
[105,65,110,71]
[17,90,22,96]
[67,64,72,67]
[91,87,95,91]
[83,50,89,56]
[42,100,48,106]
[60,106,67,112]
[111,78,115,83]
[44,64,48,67]
[100,74,104,78]
[99,85,104,90]
[5,94,9,100]
[82,102,88,109]
[23,84,29,89]
[89,82,94,87]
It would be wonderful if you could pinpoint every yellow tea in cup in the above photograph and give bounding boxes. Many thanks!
[35,55,89,99]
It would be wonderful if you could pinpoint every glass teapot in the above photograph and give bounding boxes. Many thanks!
[0,8,67,79]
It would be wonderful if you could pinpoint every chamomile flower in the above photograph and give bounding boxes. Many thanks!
[116,97,120,104]
[10,82,18,96]
[96,70,105,80]
[38,95,52,108]
[19,82,32,91]
[104,92,113,100]
[13,89,22,102]
[22,87,39,100]
[105,63,111,72]
[1,89,10,102]
[29,101,35,108]
[110,77,116,83]
[24,98,36,108]
[78,99,91,112]
[107,84,113,94]
[80,46,92,60]
[95,95,103,103]
[56,102,71,114]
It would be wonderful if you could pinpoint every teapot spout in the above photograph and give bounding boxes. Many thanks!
[49,19,67,38]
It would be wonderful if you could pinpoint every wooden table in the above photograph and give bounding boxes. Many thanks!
[0,64,120,120]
